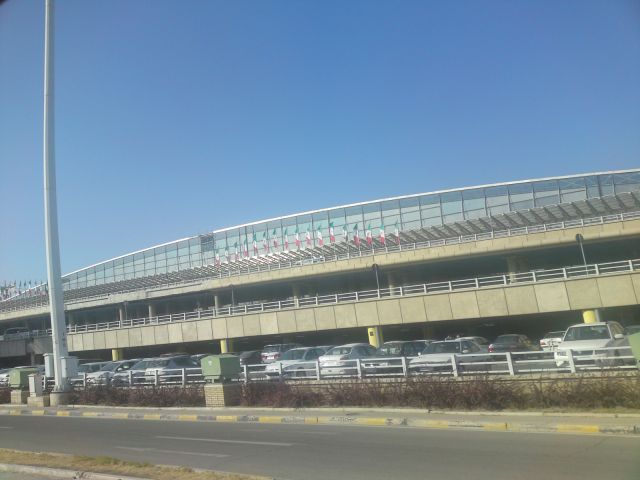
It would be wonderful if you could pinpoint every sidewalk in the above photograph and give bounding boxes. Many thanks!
[2,403,639,436]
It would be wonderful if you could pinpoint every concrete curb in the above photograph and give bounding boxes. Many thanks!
[0,462,148,479]
[2,407,638,436]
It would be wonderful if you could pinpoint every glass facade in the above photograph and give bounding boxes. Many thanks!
[61,171,640,290]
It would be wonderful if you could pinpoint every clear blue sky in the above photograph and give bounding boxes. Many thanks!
[1,0,639,283]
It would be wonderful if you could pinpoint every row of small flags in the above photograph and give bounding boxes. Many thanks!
[213,222,401,265]
[0,281,48,301]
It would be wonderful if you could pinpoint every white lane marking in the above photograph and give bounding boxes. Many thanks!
[0,427,13,429]
[156,435,294,447]
[116,446,229,458]
[295,430,337,436]
[237,428,268,432]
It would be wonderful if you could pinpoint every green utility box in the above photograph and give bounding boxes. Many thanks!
[9,368,39,389]
[628,332,640,369]
[200,355,241,383]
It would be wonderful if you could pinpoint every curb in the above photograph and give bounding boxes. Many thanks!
[0,462,147,479]
[2,407,638,436]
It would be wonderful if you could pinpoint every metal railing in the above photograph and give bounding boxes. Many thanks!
[2,210,639,315]
[4,257,639,342]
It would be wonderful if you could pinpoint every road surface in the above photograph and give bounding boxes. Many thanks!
[0,415,638,480]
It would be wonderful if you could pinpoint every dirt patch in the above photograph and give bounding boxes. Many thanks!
[0,449,266,480]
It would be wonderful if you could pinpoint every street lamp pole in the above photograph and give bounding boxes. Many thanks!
[43,0,69,392]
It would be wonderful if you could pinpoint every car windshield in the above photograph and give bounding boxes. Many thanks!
[262,345,282,353]
[280,349,306,360]
[100,362,120,372]
[424,342,460,354]
[564,325,610,341]
[326,346,352,356]
[495,335,520,344]
[378,343,404,356]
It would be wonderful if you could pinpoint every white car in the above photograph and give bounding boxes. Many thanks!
[263,347,328,378]
[319,343,377,376]
[554,322,629,368]
[539,331,565,351]
[85,359,141,385]
[409,339,487,373]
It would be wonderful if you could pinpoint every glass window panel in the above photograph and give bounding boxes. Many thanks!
[485,186,509,208]
[362,203,381,231]
[508,183,533,210]
[533,180,559,207]
[345,206,363,234]
[441,191,462,215]
[328,208,347,242]
[462,189,486,218]
[559,178,586,203]
[281,217,298,249]
[312,211,329,247]
[400,197,420,230]
[598,174,614,196]
[381,200,400,231]
[443,212,464,224]
[613,172,640,193]
[585,176,600,198]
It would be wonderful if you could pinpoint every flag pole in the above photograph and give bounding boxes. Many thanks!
[43,0,70,392]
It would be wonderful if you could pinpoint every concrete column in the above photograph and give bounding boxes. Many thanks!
[367,326,384,348]
[111,348,124,361]
[582,309,602,324]
[66,312,75,327]
[292,285,302,306]
[220,338,233,354]
[148,303,157,318]
[214,294,221,314]
[118,305,126,322]
[506,256,528,282]
[387,273,397,295]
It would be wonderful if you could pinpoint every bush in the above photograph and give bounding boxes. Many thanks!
[0,388,9,404]
[68,386,205,407]
[240,374,640,411]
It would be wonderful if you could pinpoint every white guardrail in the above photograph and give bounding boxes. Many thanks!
[7,257,640,342]
[2,210,640,315]
[33,346,636,391]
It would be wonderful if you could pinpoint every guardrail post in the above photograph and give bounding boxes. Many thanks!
[356,358,363,379]
[278,362,283,379]
[154,370,160,386]
[562,268,568,279]
[451,354,459,377]
[181,368,187,387]
[401,356,408,377]
[82,372,87,388]
[128,370,133,386]
[448,281,452,292]
[567,349,577,374]
[243,364,249,383]
[315,360,321,381]
[629,260,634,271]
[505,352,515,376]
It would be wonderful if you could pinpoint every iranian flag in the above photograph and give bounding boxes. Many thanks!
[394,222,401,245]
[215,251,221,266]
[224,248,230,262]
[316,224,324,246]
[305,228,312,247]
[234,242,240,261]
[295,227,301,248]
[366,223,373,246]
[353,224,360,247]
[329,222,335,243]
[263,231,269,253]
[252,233,259,255]
[244,237,249,257]
[342,225,349,243]
[379,221,386,245]
[272,229,279,249]
[284,228,289,250]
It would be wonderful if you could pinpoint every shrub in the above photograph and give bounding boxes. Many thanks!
[68,385,205,407]
[0,388,9,404]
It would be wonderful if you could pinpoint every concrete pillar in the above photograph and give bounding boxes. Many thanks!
[148,303,157,318]
[118,305,126,322]
[506,256,528,282]
[66,312,75,327]
[214,294,221,313]
[367,326,383,348]
[220,338,233,354]
[111,348,124,361]
[582,309,602,324]
[387,273,397,295]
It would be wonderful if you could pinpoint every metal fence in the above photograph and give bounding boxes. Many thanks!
[2,210,639,315]
[8,257,638,342]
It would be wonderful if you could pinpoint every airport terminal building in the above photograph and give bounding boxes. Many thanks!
[1,169,640,365]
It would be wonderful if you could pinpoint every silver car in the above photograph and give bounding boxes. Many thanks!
[264,347,328,378]
[318,343,377,376]
[554,322,629,368]
[409,339,486,373]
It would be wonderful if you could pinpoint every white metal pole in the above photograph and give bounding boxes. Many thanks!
[43,0,69,392]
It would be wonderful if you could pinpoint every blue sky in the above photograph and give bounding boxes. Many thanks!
[1,0,639,282]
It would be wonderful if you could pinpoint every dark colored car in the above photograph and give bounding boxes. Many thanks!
[261,343,303,363]
[488,334,539,353]
[363,341,427,375]
[239,350,263,366]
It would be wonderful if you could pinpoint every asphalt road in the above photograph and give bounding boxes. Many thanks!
[0,416,639,480]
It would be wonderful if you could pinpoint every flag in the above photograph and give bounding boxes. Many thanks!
[316,224,324,246]
[215,250,221,266]
[272,229,279,249]
[224,247,230,262]
[252,233,259,255]
[263,231,269,253]
[353,224,360,247]
[284,228,289,250]
[379,221,386,245]
[295,227,301,248]
[329,222,335,243]
[342,225,349,243]
[234,242,240,261]
[366,223,373,246]
[394,221,400,245]
[244,237,249,257]
[305,228,312,247]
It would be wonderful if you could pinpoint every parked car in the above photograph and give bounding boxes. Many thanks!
[238,350,263,366]
[85,359,141,385]
[264,347,328,378]
[554,322,630,368]
[142,355,201,384]
[363,341,427,375]
[625,325,640,335]
[488,334,538,353]
[111,358,158,385]
[318,343,377,376]
[409,339,487,373]
[261,343,302,364]
[71,361,111,386]
[0,368,14,386]
[458,336,489,352]
[539,331,565,351]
